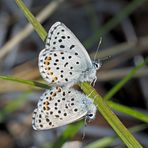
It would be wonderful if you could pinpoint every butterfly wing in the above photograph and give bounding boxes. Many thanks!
[39,49,87,86]
[32,87,89,130]
[45,22,92,67]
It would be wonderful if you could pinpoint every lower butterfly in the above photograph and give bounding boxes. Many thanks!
[32,87,96,130]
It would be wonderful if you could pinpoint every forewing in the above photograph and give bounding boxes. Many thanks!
[45,22,92,66]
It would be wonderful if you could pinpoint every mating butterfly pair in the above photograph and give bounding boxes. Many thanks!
[32,22,101,130]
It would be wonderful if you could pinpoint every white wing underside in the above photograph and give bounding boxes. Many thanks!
[32,108,86,130]
[45,22,92,67]
[39,50,86,86]
[32,87,89,130]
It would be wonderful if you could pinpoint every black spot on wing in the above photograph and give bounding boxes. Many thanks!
[58,39,62,42]
[70,45,75,49]
[60,45,65,48]
[64,62,68,67]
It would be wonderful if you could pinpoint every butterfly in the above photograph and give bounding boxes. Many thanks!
[32,86,96,130]
[38,22,101,87]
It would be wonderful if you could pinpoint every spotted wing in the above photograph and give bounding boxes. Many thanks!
[39,49,87,86]
[32,87,89,130]
[45,22,92,67]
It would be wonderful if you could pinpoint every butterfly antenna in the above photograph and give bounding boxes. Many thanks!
[94,37,102,61]
[99,56,111,66]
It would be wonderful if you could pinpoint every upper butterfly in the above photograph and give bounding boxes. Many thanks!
[39,22,101,87]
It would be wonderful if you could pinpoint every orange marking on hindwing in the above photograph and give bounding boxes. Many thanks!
[43,56,58,83]
[43,101,50,111]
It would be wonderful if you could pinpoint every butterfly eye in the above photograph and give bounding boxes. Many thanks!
[88,113,94,119]
[93,63,99,69]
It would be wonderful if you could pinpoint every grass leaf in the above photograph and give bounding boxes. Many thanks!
[104,58,148,100]
[0,75,49,89]
[108,101,148,123]
[85,137,115,148]
[15,0,47,41]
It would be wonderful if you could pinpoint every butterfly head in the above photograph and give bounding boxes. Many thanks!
[92,61,101,70]
[92,56,111,70]
[86,100,97,120]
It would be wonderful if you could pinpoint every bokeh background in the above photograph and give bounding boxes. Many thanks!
[0,0,148,147]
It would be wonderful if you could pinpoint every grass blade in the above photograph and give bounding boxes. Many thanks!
[0,75,49,89]
[85,137,115,148]
[104,58,148,101]
[15,0,47,41]
[108,101,148,123]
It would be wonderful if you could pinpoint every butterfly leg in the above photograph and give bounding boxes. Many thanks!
[82,118,88,140]
[91,76,97,87]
